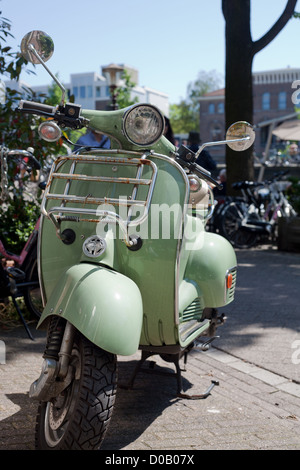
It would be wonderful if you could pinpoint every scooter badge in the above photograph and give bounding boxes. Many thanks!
[82,235,106,258]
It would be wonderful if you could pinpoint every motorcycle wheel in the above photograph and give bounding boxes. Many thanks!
[219,201,259,249]
[23,255,43,318]
[35,332,117,450]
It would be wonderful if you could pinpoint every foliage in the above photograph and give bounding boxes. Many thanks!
[186,70,223,110]
[0,11,65,252]
[0,13,64,153]
[169,70,223,134]
[0,14,30,81]
[44,74,65,106]
[116,69,138,109]
[0,196,40,252]
[0,297,32,328]
[169,100,197,134]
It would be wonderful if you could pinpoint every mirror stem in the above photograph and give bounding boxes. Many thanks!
[28,44,66,106]
[194,136,250,160]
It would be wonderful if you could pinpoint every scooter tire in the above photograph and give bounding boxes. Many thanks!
[35,332,117,450]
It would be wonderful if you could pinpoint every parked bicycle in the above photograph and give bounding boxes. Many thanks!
[0,146,43,338]
[214,171,297,249]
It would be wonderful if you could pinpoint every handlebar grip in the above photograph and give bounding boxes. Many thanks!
[18,100,56,115]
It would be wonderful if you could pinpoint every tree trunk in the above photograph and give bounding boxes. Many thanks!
[222,0,297,195]
[222,0,254,192]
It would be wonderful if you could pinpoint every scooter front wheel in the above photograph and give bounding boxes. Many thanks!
[35,332,117,450]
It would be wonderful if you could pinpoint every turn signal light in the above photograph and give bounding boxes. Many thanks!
[226,273,233,289]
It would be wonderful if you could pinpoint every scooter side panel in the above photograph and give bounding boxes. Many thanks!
[37,263,143,356]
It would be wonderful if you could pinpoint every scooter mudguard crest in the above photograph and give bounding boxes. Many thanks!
[38,263,143,356]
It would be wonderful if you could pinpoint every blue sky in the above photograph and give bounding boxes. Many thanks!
[1,0,299,104]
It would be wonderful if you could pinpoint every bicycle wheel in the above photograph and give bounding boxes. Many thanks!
[23,253,43,318]
[219,201,259,249]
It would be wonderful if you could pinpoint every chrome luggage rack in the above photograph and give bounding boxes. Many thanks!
[41,149,158,246]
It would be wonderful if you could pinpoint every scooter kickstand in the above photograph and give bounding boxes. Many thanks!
[177,379,219,400]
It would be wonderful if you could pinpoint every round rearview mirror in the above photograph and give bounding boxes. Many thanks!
[21,30,54,64]
[226,121,255,151]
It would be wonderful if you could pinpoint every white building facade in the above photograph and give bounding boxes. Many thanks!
[5,64,169,117]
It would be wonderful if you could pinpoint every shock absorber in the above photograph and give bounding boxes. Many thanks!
[30,317,76,400]
[43,316,66,360]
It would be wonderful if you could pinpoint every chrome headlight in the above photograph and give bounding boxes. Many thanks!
[38,121,62,142]
[122,104,165,146]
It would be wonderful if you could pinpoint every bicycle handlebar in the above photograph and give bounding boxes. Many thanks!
[232,170,290,191]
[6,149,41,170]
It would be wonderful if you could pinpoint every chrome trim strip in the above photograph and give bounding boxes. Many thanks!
[224,266,237,303]
[37,214,46,308]
[145,154,190,327]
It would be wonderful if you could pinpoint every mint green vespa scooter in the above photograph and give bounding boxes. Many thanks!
[18,31,255,450]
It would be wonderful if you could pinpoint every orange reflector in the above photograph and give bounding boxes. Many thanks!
[227,273,233,289]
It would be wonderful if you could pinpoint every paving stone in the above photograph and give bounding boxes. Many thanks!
[1,247,300,450]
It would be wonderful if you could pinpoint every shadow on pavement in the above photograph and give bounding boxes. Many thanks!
[101,356,193,450]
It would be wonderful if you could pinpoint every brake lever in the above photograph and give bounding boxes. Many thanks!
[18,100,89,130]
[175,145,223,190]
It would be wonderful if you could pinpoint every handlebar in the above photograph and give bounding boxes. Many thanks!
[18,100,89,129]
[232,170,290,191]
[18,100,57,115]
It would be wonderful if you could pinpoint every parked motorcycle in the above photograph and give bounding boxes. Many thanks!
[18,30,255,450]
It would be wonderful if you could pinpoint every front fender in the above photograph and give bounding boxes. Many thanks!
[38,263,143,356]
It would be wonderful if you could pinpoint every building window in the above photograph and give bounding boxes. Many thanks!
[96,86,101,97]
[80,86,86,98]
[73,86,78,99]
[87,85,93,98]
[278,91,286,110]
[260,126,268,147]
[211,124,222,141]
[208,103,215,114]
[262,92,270,110]
[217,102,224,114]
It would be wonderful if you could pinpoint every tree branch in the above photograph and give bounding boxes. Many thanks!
[252,0,297,55]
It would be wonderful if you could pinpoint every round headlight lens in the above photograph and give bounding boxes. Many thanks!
[189,176,201,192]
[123,104,165,146]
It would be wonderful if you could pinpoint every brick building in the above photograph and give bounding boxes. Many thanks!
[198,67,300,162]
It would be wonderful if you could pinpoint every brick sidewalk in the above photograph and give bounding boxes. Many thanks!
[0,327,300,450]
[1,245,300,450]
